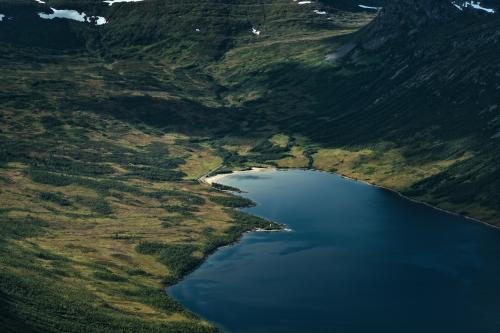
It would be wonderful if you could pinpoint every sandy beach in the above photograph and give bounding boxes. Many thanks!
[201,167,276,185]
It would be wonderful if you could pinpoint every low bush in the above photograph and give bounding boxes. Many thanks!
[38,191,71,206]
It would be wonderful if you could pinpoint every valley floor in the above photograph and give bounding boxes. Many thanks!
[1,2,499,331]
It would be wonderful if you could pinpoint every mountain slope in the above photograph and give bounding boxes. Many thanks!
[1,0,500,332]
[212,0,500,223]
[323,1,500,221]
[0,1,374,332]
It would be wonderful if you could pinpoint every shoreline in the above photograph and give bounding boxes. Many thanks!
[202,165,500,232]
[334,172,500,232]
[169,165,498,330]
[166,169,289,290]
[200,166,276,185]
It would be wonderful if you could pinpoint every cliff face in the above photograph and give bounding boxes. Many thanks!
[362,0,458,49]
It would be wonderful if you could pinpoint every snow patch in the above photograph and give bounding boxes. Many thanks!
[252,27,261,36]
[38,8,108,25]
[452,1,496,13]
[92,16,108,25]
[313,10,327,15]
[39,8,86,22]
[358,4,382,10]
[104,0,144,6]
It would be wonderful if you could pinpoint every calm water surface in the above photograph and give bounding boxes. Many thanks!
[168,170,500,333]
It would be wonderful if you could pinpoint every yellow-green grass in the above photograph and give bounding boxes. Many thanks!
[0,159,237,326]
[276,146,310,169]
[0,101,272,331]
[313,147,473,191]
[180,149,223,180]
[269,134,290,148]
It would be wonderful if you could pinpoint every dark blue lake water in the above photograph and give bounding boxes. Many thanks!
[168,170,500,333]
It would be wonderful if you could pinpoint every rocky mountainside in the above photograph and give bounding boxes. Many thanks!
[361,0,459,48]
[347,1,500,219]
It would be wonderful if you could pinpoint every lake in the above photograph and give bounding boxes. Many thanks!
[168,169,500,333]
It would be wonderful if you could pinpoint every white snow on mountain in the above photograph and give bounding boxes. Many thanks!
[358,4,382,10]
[38,8,108,26]
[451,1,496,13]
[104,0,144,6]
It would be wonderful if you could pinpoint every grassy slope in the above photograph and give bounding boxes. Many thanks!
[0,93,281,332]
[0,1,370,331]
[0,92,274,332]
[1,0,500,332]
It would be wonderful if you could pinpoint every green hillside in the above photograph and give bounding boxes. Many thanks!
[1,0,499,331]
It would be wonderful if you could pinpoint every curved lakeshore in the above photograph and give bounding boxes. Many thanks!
[170,168,500,333]
[201,167,276,185]
[203,167,499,231]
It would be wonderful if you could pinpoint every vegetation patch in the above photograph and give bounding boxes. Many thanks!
[136,242,201,282]
[38,191,71,207]
[93,270,127,282]
[75,196,113,215]
[211,182,242,192]
[209,195,255,208]
[125,166,186,182]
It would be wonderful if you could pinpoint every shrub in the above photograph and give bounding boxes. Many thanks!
[93,270,127,282]
[38,191,71,206]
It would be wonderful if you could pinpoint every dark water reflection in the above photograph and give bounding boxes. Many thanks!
[168,170,500,333]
